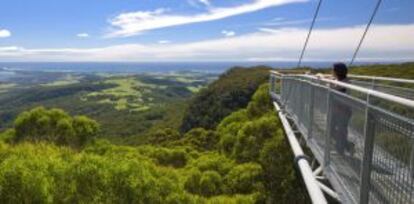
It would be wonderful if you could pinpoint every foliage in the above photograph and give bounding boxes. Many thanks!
[199,171,223,197]
[216,83,309,203]
[224,163,264,194]
[246,84,273,118]
[147,128,182,145]
[180,66,271,132]
[0,141,263,203]
[12,107,99,147]
[180,128,219,151]
[136,145,189,168]
[189,153,235,176]
[0,91,276,203]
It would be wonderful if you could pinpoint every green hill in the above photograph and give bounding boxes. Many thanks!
[180,66,270,132]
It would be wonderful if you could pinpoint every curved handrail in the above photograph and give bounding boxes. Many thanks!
[301,75,414,108]
[270,71,414,108]
[348,74,414,84]
[270,70,414,84]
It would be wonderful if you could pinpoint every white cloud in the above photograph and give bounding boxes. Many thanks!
[0,29,11,38]
[158,40,171,44]
[222,30,236,37]
[198,0,211,7]
[263,17,335,27]
[106,0,307,38]
[187,0,211,8]
[265,18,311,26]
[77,33,90,38]
[1,24,413,62]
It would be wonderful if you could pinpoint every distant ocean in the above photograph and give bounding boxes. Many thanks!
[0,61,334,74]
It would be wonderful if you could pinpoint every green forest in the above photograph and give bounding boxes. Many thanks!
[0,62,412,203]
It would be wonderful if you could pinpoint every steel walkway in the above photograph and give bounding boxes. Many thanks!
[269,71,414,204]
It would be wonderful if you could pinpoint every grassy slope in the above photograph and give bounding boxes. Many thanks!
[0,73,213,144]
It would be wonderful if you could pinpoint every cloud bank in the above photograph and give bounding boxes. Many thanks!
[1,24,413,62]
[106,0,307,37]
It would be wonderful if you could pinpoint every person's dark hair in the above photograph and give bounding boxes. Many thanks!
[333,62,348,80]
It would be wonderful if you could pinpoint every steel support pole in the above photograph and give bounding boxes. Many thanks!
[274,101,328,204]
[359,94,376,204]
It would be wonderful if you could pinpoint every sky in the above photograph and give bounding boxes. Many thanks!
[0,0,413,62]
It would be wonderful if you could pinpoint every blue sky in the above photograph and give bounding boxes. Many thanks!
[0,0,413,62]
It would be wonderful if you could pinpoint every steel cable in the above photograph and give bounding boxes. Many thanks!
[297,0,323,68]
[349,0,383,65]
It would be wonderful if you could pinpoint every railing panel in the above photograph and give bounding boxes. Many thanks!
[368,102,414,204]
[327,90,368,203]
[310,85,329,159]
[269,72,414,204]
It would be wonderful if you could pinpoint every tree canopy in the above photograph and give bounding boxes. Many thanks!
[180,66,270,132]
[13,107,99,147]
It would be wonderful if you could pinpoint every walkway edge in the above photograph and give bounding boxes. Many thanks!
[273,101,328,204]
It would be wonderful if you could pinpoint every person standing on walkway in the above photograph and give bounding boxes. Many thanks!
[318,63,354,156]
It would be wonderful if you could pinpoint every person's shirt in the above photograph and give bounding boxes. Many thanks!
[333,77,350,93]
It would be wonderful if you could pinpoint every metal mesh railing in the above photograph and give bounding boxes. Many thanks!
[269,72,414,204]
[350,79,414,100]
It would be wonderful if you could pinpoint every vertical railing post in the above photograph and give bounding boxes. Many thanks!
[269,74,276,100]
[359,94,376,204]
[301,80,307,129]
[308,82,315,139]
[281,78,286,104]
[370,78,376,90]
[410,137,414,179]
[279,76,283,97]
[324,88,332,167]
[269,74,273,94]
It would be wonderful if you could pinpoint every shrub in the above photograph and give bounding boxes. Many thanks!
[13,107,99,147]
[182,128,219,151]
[184,168,202,194]
[199,171,223,197]
[136,146,188,168]
[190,153,235,176]
[247,84,272,118]
[232,114,280,162]
[148,128,181,145]
[225,163,264,194]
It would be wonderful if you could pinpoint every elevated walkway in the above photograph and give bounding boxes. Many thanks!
[269,71,414,204]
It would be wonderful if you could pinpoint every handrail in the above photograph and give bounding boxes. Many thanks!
[270,71,414,108]
[270,70,414,84]
[348,74,414,84]
[273,101,328,204]
[300,75,414,108]
[310,74,414,84]
[269,70,282,76]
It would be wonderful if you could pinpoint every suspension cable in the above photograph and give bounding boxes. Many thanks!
[349,0,383,65]
[297,0,323,68]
